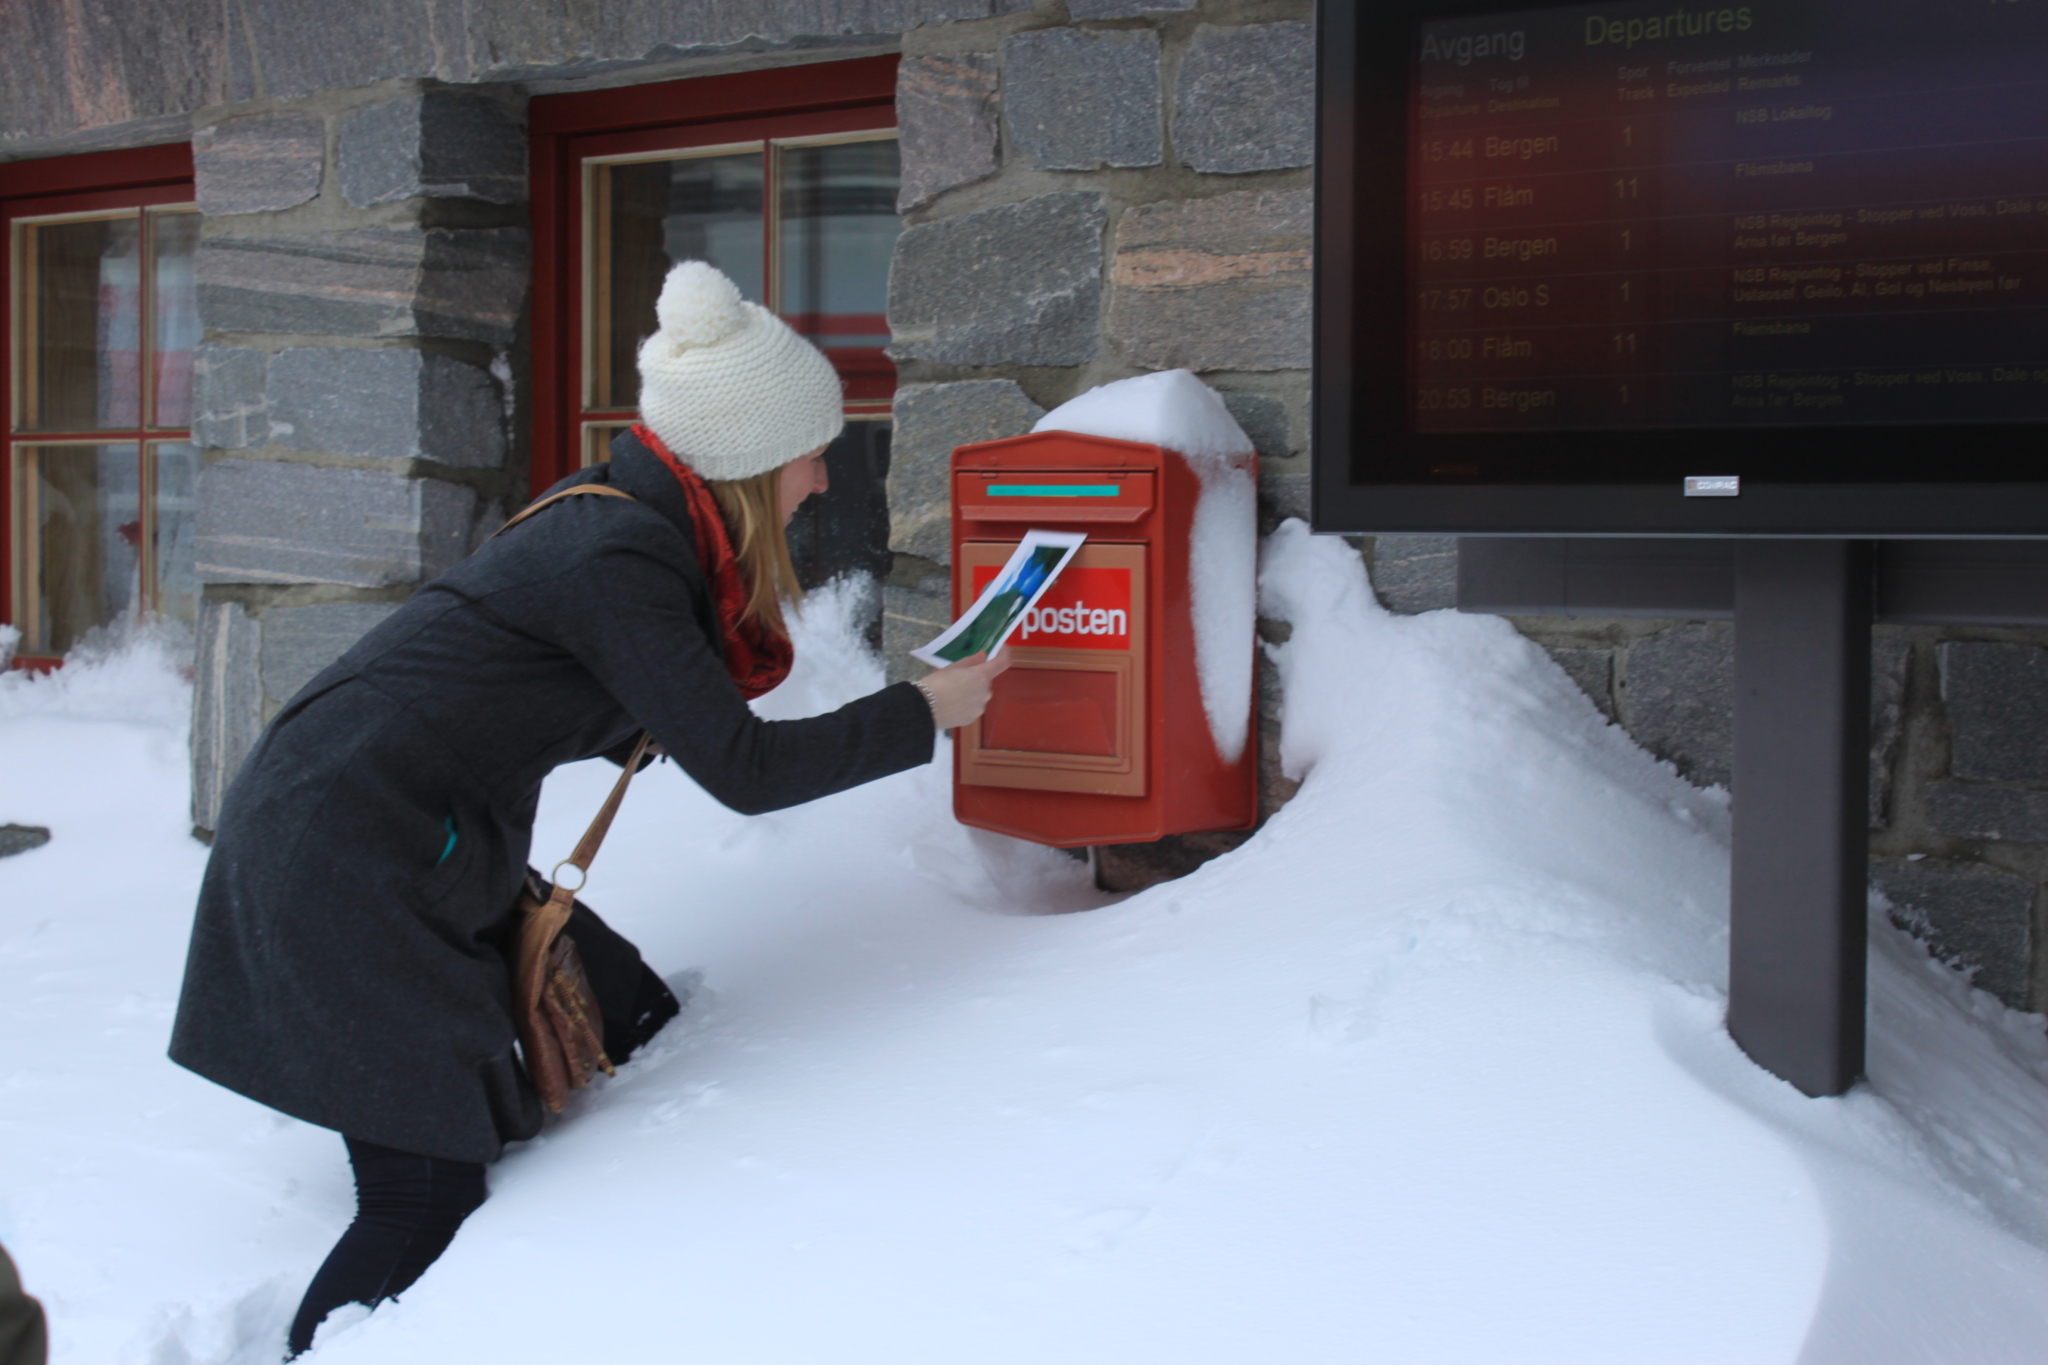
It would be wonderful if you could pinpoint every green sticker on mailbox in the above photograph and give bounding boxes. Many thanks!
[986,485,1120,497]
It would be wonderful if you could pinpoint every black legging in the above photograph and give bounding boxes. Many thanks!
[285,955,679,1357]
[285,1137,487,1358]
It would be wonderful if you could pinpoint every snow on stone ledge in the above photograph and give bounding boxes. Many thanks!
[1032,370,1256,764]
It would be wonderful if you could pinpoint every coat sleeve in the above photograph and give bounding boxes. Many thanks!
[506,534,935,816]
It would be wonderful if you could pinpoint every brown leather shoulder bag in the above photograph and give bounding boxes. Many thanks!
[512,729,651,1112]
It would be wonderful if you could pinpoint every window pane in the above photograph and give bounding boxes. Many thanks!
[17,217,143,432]
[594,152,765,410]
[151,211,200,430]
[580,421,633,467]
[784,418,893,598]
[12,442,141,655]
[151,441,199,627]
[777,140,900,391]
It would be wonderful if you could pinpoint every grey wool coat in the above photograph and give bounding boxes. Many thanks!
[170,431,936,1164]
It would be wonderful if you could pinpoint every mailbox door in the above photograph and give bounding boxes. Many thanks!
[957,541,1147,797]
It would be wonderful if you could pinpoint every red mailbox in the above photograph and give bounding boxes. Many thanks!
[950,430,1257,847]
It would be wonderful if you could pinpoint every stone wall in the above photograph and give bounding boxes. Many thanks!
[186,83,532,830]
[883,0,1315,886]
[0,0,1030,160]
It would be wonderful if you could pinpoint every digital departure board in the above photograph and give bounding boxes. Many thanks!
[1314,0,2048,535]
[1409,0,2048,434]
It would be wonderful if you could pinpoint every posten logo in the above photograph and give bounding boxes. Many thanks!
[970,565,1132,651]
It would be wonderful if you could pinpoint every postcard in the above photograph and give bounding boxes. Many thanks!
[911,529,1087,668]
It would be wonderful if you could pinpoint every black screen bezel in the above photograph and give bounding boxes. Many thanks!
[1311,0,2048,537]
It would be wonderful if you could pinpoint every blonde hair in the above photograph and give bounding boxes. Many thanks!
[708,468,802,640]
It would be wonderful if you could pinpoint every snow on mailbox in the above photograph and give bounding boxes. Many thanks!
[948,370,1259,847]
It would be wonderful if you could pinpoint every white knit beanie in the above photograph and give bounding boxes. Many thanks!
[636,261,845,481]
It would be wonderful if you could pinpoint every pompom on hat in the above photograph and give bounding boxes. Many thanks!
[636,261,845,481]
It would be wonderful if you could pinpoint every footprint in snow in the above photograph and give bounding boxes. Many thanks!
[1065,1206,1149,1256]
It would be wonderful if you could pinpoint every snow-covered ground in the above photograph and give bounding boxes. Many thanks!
[6,526,2048,1364]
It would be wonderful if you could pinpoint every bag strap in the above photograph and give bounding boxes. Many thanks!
[549,730,653,896]
[492,483,653,896]
[492,483,638,539]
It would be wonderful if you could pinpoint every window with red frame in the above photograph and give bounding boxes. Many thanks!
[2,145,197,667]
[530,56,901,594]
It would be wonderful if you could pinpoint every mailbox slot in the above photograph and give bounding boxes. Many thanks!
[958,540,1147,797]
[955,471,1154,523]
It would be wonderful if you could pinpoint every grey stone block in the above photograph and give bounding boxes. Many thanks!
[191,599,263,833]
[897,53,1000,213]
[234,0,445,100]
[889,192,1105,367]
[1255,642,1298,818]
[1548,646,1617,721]
[1620,624,1908,799]
[1373,534,1459,615]
[1003,27,1161,171]
[416,355,511,470]
[260,602,401,706]
[1872,858,2035,1009]
[0,0,224,149]
[1926,781,2048,843]
[229,0,1029,102]
[1258,470,1310,530]
[267,348,505,468]
[340,89,526,208]
[0,0,1045,153]
[1174,23,1315,175]
[0,824,51,858]
[1870,637,1910,829]
[196,459,478,588]
[1940,642,2048,782]
[410,230,528,344]
[1108,189,1312,372]
[192,345,271,451]
[193,112,325,216]
[1068,0,1195,15]
[1220,392,1291,460]
[888,380,1045,564]
[1622,622,1734,788]
[883,568,952,686]
[196,227,528,345]
[226,6,259,101]
[1096,829,1250,891]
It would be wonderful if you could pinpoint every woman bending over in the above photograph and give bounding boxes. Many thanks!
[169,262,1008,1358]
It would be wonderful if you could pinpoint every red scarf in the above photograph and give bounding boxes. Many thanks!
[633,424,794,700]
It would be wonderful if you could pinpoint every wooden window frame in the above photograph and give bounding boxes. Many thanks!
[529,54,899,497]
[0,144,195,670]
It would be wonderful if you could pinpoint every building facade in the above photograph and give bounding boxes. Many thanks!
[0,0,2041,1008]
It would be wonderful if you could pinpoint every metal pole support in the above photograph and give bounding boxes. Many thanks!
[1727,540,1873,1096]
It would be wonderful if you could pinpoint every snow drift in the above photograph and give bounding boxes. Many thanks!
[4,543,2048,1363]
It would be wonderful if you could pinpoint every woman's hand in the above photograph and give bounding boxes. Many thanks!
[918,647,1014,730]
